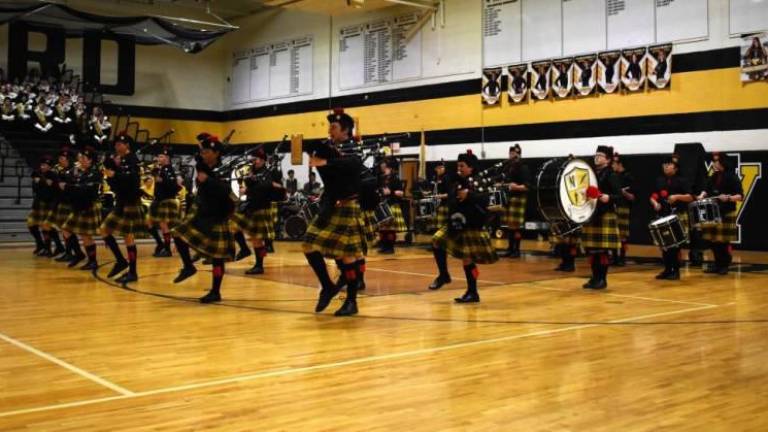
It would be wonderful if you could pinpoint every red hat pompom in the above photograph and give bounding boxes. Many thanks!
[586,185,601,199]
[333,107,344,115]
[651,192,659,201]
[660,189,669,198]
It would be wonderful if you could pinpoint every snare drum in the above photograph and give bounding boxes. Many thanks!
[536,158,598,235]
[648,214,688,250]
[374,201,393,225]
[688,198,721,228]
[487,188,509,212]
[305,201,321,220]
[284,215,308,239]
[416,197,438,220]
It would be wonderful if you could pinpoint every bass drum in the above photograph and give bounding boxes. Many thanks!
[536,158,597,236]
[284,215,308,240]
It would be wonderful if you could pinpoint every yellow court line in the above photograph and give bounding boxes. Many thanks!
[0,303,717,419]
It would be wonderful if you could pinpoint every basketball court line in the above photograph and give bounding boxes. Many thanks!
[0,332,135,396]
[0,303,717,419]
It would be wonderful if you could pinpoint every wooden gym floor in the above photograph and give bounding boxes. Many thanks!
[0,239,767,431]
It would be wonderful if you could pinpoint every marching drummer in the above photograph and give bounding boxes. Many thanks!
[650,156,693,281]
[697,152,743,275]
[377,157,407,254]
[499,144,530,258]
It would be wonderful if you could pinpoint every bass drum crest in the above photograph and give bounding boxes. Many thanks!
[536,158,597,235]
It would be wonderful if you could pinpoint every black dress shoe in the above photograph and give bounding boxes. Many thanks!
[51,246,66,257]
[334,299,358,316]
[663,270,680,280]
[67,253,85,268]
[32,246,44,255]
[153,244,164,256]
[55,252,73,262]
[116,272,138,284]
[703,265,720,274]
[582,278,597,289]
[38,249,53,257]
[613,259,626,267]
[235,249,252,262]
[454,291,480,303]
[173,266,197,283]
[107,260,129,278]
[315,285,341,312]
[655,270,671,280]
[584,279,607,290]
[154,248,172,258]
[717,266,729,275]
[79,261,98,271]
[199,290,221,304]
[358,281,366,291]
[555,263,575,272]
[508,250,521,259]
[378,248,395,255]
[266,244,275,253]
[429,275,451,290]
[245,265,264,275]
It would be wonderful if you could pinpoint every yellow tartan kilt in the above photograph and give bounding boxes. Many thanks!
[433,226,499,264]
[362,209,378,241]
[101,204,147,236]
[303,200,365,258]
[148,199,181,226]
[582,211,621,251]
[616,204,631,240]
[702,211,738,244]
[27,200,53,226]
[436,204,449,228]
[45,202,72,228]
[62,203,102,235]
[230,207,275,240]
[501,194,527,229]
[172,218,235,260]
[380,202,408,232]
[270,202,279,224]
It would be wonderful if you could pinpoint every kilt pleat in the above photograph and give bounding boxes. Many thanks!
[27,200,53,226]
[616,204,631,240]
[436,204,449,229]
[231,207,275,240]
[361,209,378,241]
[148,199,181,226]
[303,200,365,258]
[172,219,235,260]
[702,210,737,243]
[501,195,527,229]
[432,226,499,264]
[45,202,73,229]
[62,202,102,235]
[582,211,621,251]
[101,204,147,236]
[380,202,408,232]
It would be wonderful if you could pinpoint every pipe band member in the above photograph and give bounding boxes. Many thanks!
[60,147,102,271]
[500,144,530,258]
[147,146,183,258]
[650,155,693,281]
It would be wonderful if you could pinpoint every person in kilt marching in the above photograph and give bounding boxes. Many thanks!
[147,146,182,258]
[650,156,693,280]
[40,148,74,258]
[303,110,367,316]
[611,153,635,266]
[100,133,147,284]
[581,145,623,289]
[27,155,57,255]
[377,157,407,254]
[60,147,102,270]
[230,147,285,275]
[428,150,499,303]
[697,152,743,275]
[499,144,530,258]
[171,135,236,303]
[433,160,450,230]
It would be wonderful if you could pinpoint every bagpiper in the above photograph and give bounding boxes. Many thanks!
[40,148,73,258]
[27,155,56,255]
[147,146,183,258]
[499,144,530,258]
[60,147,102,270]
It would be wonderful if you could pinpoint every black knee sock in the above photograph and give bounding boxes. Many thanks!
[255,246,266,267]
[670,247,680,272]
[507,233,515,251]
[211,259,224,294]
[174,237,193,268]
[86,244,97,264]
[234,232,250,253]
[162,232,172,251]
[305,251,333,289]
[433,247,449,278]
[127,245,137,274]
[557,244,567,264]
[70,235,83,256]
[356,258,366,284]
[600,253,610,281]
[29,226,43,248]
[148,227,163,248]
[343,262,358,302]
[590,254,600,280]
[103,235,125,262]
[463,263,478,295]
[50,230,63,250]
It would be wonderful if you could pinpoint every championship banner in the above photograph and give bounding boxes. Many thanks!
[551,58,573,99]
[570,54,595,97]
[531,60,552,101]
[507,64,529,104]
[741,34,768,82]
[647,43,673,90]
[597,51,621,94]
[482,67,503,106]
[621,47,647,93]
